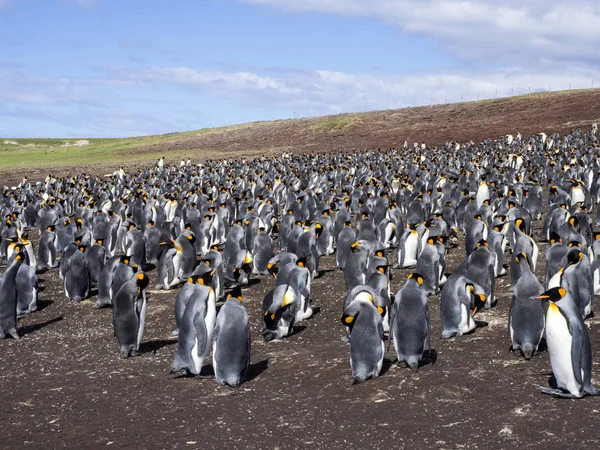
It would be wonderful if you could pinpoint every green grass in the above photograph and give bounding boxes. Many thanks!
[312,116,355,132]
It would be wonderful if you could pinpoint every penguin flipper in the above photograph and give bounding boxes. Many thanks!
[569,321,585,387]
[193,312,209,358]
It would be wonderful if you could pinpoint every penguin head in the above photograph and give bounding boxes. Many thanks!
[12,251,26,264]
[406,272,424,287]
[567,241,581,249]
[350,241,362,253]
[227,286,243,302]
[549,232,562,245]
[467,283,486,316]
[47,225,56,232]
[197,269,217,286]
[514,252,528,265]
[119,255,131,266]
[373,247,385,258]
[135,273,149,294]
[296,255,309,268]
[77,245,87,253]
[476,239,489,248]
[536,287,567,304]
[566,248,583,266]
[568,216,579,229]
[267,262,278,278]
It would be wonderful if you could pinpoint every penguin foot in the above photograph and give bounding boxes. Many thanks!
[539,387,579,398]
[194,374,214,380]
[8,330,21,340]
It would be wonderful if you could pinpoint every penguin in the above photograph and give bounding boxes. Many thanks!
[63,245,90,301]
[143,220,163,266]
[344,241,370,292]
[336,221,356,270]
[367,263,392,333]
[396,226,421,268]
[545,233,568,288]
[262,284,297,341]
[85,238,107,287]
[96,255,129,308]
[589,231,600,295]
[414,237,441,296]
[156,242,179,290]
[212,287,251,387]
[227,250,253,287]
[440,274,487,338]
[487,221,508,277]
[170,283,217,376]
[536,287,600,398]
[276,259,313,323]
[38,225,59,271]
[465,240,496,308]
[172,268,210,328]
[512,218,538,272]
[266,252,298,279]
[15,258,38,315]
[112,273,149,359]
[559,248,594,319]
[508,253,545,359]
[465,214,488,256]
[390,274,431,371]
[252,227,274,276]
[0,252,24,339]
[341,289,386,383]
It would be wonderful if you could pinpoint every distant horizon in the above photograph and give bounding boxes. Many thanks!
[2,0,600,138]
[2,87,598,140]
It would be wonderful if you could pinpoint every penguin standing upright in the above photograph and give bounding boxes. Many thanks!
[509,253,545,359]
[96,255,128,308]
[341,288,386,383]
[336,221,356,270]
[38,225,59,270]
[212,287,251,387]
[171,283,217,376]
[112,273,149,358]
[63,245,90,301]
[15,257,38,315]
[252,227,274,276]
[390,274,431,371]
[465,240,496,308]
[536,287,600,398]
[0,252,24,339]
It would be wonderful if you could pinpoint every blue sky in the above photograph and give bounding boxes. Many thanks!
[1,0,600,137]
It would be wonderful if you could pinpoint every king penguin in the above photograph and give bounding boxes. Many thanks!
[212,287,251,387]
[536,287,600,398]
[341,288,386,383]
[390,274,431,371]
[112,273,149,358]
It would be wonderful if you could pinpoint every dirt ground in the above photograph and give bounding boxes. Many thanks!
[2,210,600,450]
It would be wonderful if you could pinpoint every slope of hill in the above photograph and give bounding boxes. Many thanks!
[2,89,600,184]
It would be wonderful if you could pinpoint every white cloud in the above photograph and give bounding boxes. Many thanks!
[239,0,600,66]
[98,65,600,114]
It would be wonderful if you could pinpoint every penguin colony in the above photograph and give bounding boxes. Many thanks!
[1,127,600,397]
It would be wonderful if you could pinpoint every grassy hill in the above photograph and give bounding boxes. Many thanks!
[2,89,600,184]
